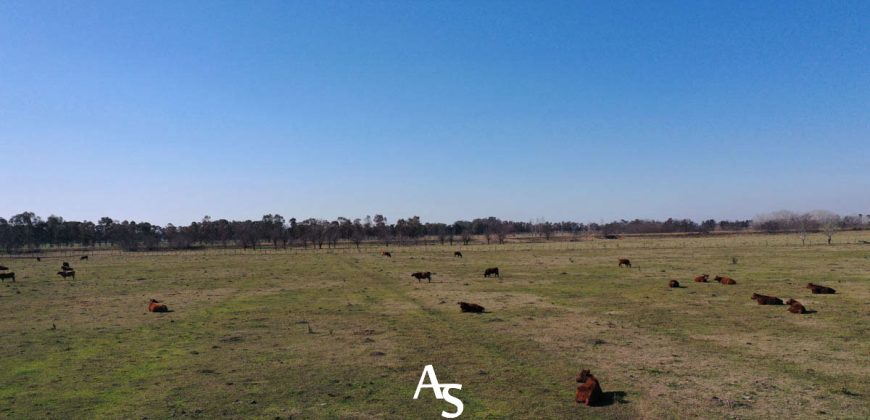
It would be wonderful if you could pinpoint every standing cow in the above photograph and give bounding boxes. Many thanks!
[484,267,500,278]
[618,258,631,268]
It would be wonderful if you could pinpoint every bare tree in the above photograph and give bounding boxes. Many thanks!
[812,210,840,245]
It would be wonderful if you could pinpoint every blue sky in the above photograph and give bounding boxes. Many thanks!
[1,1,868,225]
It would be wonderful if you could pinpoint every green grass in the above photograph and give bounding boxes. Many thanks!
[1,232,869,418]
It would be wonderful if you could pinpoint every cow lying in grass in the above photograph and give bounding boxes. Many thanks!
[57,271,75,280]
[484,267,499,278]
[0,272,15,282]
[411,272,432,282]
[806,283,835,294]
[693,274,709,283]
[458,302,484,313]
[148,299,169,313]
[715,275,736,285]
[618,258,631,268]
[751,293,783,305]
[668,280,681,288]
[786,299,807,314]
[575,370,603,406]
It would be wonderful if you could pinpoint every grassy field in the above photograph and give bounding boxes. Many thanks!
[1,232,868,419]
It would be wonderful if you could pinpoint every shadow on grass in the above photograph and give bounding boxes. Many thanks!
[595,391,629,406]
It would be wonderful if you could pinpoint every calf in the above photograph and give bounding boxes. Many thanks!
[751,293,783,305]
[148,299,169,313]
[80,255,88,261]
[786,299,807,314]
[714,275,736,285]
[458,302,485,313]
[454,251,463,258]
[618,258,631,268]
[693,274,709,283]
[575,370,604,406]
[806,283,835,294]
[381,251,392,258]
[411,272,433,282]
[57,270,75,280]
[483,267,500,278]
[0,272,15,282]
[668,280,681,288]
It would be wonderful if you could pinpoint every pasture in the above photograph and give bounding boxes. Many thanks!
[1,233,868,418]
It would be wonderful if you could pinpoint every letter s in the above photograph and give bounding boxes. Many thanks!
[440,384,463,418]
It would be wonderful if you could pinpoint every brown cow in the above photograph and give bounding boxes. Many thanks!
[575,370,604,406]
[786,299,807,314]
[381,251,392,258]
[148,299,169,313]
[0,265,8,271]
[668,280,681,288]
[483,267,499,278]
[411,272,433,282]
[0,272,15,282]
[806,283,835,294]
[714,275,736,285]
[751,293,783,305]
[458,302,484,313]
[454,251,463,258]
[693,274,709,283]
[57,270,75,280]
[618,258,631,268]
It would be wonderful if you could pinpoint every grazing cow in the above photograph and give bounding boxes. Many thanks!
[618,258,631,268]
[458,302,485,313]
[454,251,463,258]
[575,370,604,406]
[148,299,169,313]
[381,251,392,258]
[805,283,835,294]
[57,270,75,280]
[0,265,8,271]
[668,280,680,288]
[483,267,500,278]
[411,271,433,283]
[80,256,88,261]
[714,275,736,285]
[751,293,783,305]
[693,274,709,283]
[0,272,15,282]
[786,299,808,314]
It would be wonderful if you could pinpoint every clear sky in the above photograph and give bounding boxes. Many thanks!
[2,1,868,225]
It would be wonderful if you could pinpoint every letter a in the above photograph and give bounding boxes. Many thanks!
[413,365,444,400]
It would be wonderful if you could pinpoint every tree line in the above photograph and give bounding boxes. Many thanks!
[0,211,865,252]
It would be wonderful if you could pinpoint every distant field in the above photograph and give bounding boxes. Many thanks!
[1,232,868,418]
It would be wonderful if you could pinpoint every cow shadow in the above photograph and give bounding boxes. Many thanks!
[595,391,629,406]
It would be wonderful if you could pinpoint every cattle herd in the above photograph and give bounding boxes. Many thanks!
[1,248,848,410]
